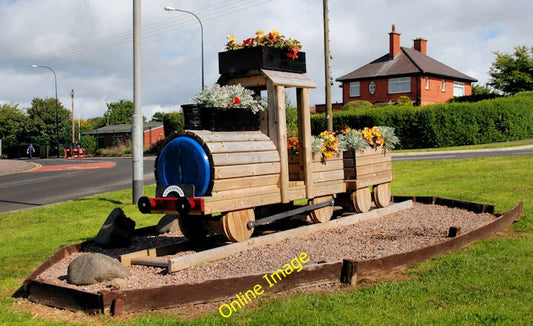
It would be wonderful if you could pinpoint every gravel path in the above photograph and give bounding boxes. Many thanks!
[35,203,496,293]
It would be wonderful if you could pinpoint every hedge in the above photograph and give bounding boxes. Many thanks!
[311,92,533,149]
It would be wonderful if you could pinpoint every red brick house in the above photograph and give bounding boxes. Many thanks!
[336,25,477,106]
[84,122,164,149]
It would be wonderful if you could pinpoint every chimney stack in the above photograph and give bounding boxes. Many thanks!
[414,37,427,55]
[389,24,401,59]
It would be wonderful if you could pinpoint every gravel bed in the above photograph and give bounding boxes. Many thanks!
[35,203,496,293]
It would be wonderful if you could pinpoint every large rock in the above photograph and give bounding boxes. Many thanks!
[156,214,180,234]
[94,208,136,248]
[67,253,130,285]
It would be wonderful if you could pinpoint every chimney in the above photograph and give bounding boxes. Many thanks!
[414,37,427,55]
[389,24,401,59]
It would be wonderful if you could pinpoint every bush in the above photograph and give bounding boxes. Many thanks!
[163,111,184,138]
[397,96,413,106]
[310,92,533,149]
[341,100,372,110]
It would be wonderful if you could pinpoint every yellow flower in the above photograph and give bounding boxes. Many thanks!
[270,29,280,37]
[255,30,264,37]
[227,35,235,41]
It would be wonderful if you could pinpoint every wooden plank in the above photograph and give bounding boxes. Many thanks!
[194,130,270,142]
[211,150,279,166]
[130,258,170,268]
[312,158,344,172]
[212,174,279,192]
[312,170,345,183]
[211,185,280,200]
[311,181,346,198]
[214,162,280,179]
[287,184,306,201]
[355,172,394,189]
[168,200,413,272]
[262,69,317,88]
[207,140,277,153]
[203,190,281,214]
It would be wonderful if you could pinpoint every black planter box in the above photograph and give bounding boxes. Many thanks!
[182,105,260,131]
[218,47,306,74]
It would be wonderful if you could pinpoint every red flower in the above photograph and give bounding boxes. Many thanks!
[233,96,240,104]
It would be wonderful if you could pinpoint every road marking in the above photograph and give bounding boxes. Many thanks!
[28,161,116,173]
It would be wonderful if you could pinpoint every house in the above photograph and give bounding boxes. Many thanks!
[336,25,477,106]
[84,122,164,149]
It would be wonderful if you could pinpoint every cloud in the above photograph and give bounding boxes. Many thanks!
[0,0,531,120]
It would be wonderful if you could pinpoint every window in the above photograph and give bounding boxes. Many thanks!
[425,76,430,90]
[453,81,465,96]
[441,79,446,92]
[388,77,411,94]
[349,82,360,97]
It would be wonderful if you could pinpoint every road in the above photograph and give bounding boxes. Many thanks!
[0,157,156,213]
[0,146,531,213]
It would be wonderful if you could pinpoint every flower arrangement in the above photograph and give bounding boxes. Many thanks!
[225,29,302,59]
[311,131,339,160]
[337,126,400,151]
[287,135,299,154]
[190,83,266,114]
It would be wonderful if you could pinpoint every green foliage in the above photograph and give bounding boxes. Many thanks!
[286,107,298,136]
[340,100,372,110]
[103,99,145,125]
[163,111,184,138]
[396,96,413,106]
[0,102,28,141]
[311,92,533,149]
[151,112,165,122]
[27,97,71,154]
[80,135,96,154]
[489,45,533,95]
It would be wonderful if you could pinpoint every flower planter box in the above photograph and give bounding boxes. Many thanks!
[182,104,260,131]
[343,148,393,190]
[218,47,306,74]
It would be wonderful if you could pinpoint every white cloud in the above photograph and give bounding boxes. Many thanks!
[0,0,531,120]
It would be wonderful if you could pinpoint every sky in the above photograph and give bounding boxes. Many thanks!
[0,0,531,121]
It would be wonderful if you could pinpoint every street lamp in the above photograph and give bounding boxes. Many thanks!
[164,6,204,89]
[32,64,60,158]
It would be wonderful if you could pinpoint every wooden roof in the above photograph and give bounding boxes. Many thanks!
[337,47,477,83]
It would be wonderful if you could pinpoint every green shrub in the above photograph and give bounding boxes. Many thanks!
[341,100,372,110]
[397,96,413,106]
[310,93,533,149]
[163,111,184,138]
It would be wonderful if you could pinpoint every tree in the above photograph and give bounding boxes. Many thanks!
[27,97,71,149]
[151,112,165,122]
[0,102,28,143]
[488,46,533,95]
[103,99,146,125]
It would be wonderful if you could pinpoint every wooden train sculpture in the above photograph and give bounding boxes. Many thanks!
[138,69,393,243]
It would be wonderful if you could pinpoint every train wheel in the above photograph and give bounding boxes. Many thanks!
[222,209,255,242]
[352,187,371,213]
[374,183,392,208]
[177,215,210,242]
[310,196,334,223]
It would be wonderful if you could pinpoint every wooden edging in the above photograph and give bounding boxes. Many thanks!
[23,198,522,316]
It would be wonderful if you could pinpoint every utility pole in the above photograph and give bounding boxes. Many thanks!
[132,0,144,204]
[323,0,333,131]
[71,89,75,144]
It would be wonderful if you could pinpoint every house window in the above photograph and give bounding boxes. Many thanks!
[425,77,430,90]
[388,77,411,94]
[453,81,465,96]
[441,79,446,92]
[349,82,360,97]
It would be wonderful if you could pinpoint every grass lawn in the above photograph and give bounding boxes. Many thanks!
[0,155,531,325]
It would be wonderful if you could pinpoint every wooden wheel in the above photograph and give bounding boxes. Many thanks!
[352,187,371,213]
[374,183,392,208]
[177,215,210,242]
[222,209,255,242]
[310,196,334,223]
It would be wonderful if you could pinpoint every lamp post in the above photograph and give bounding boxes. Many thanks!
[32,64,60,158]
[164,6,204,89]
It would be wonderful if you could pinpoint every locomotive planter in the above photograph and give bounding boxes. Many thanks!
[140,67,393,243]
